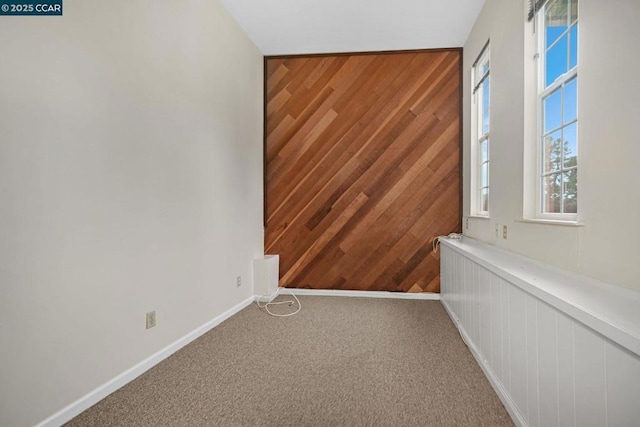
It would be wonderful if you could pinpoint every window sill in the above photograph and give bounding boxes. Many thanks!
[516,218,584,227]
[468,214,490,219]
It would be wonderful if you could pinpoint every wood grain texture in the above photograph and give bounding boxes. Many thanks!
[265,50,461,293]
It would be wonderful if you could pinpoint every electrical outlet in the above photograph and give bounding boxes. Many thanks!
[465,217,469,229]
[146,311,156,329]
[503,225,508,239]
[236,276,242,287]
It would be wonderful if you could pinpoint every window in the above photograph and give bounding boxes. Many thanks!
[472,42,490,216]
[537,0,578,217]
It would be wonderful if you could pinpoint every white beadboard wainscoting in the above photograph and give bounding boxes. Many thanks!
[440,237,640,427]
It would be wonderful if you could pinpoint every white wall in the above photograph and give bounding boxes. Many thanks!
[0,1,264,426]
[463,0,640,291]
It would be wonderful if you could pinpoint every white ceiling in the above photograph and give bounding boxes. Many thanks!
[218,0,486,55]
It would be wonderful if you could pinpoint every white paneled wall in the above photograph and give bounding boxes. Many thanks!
[440,238,640,427]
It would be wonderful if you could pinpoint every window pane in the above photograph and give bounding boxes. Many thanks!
[544,89,562,132]
[475,54,489,82]
[546,34,568,87]
[563,170,578,213]
[543,130,563,173]
[564,77,577,123]
[481,188,489,212]
[546,26,566,50]
[546,0,568,48]
[570,0,578,23]
[481,139,489,163]
[564,122,577,168]
[481,162,489,187]
[482,77,490,135]
[569,24,578,70]
[543,173,562,213]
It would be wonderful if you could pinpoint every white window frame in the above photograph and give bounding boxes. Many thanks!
[471,42,490,217]
[535,0,578,221]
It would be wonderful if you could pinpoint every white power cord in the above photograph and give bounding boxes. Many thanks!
[255,287,302,317]
[432,233,463,255]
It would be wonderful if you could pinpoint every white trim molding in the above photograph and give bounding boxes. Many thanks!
[284,288,440,300]
[515,218,584,227]
[37,297,255,427]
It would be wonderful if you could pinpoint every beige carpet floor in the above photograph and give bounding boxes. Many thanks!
[66,296,513,427]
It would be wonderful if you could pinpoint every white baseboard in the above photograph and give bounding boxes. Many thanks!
[37,296,255,427]
[284,288,441,300]
[441,298,527,427]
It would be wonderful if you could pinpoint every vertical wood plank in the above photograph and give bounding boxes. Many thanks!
[441,246,450,299]
[508,285,528,417]
[574,322,606,427]
[472,262,481,347]
[491,274,504,383]
[452,250,460,316]
[537,302,559,427]
[463,257,470,332]
[605,341,640,426]
[557,313,575,427]
[469,260,479,343]
[501,278,511,392]
[479,266,492,366]
[526,296,540,427]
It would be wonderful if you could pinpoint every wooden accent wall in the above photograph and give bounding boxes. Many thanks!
[265,50,461,293]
